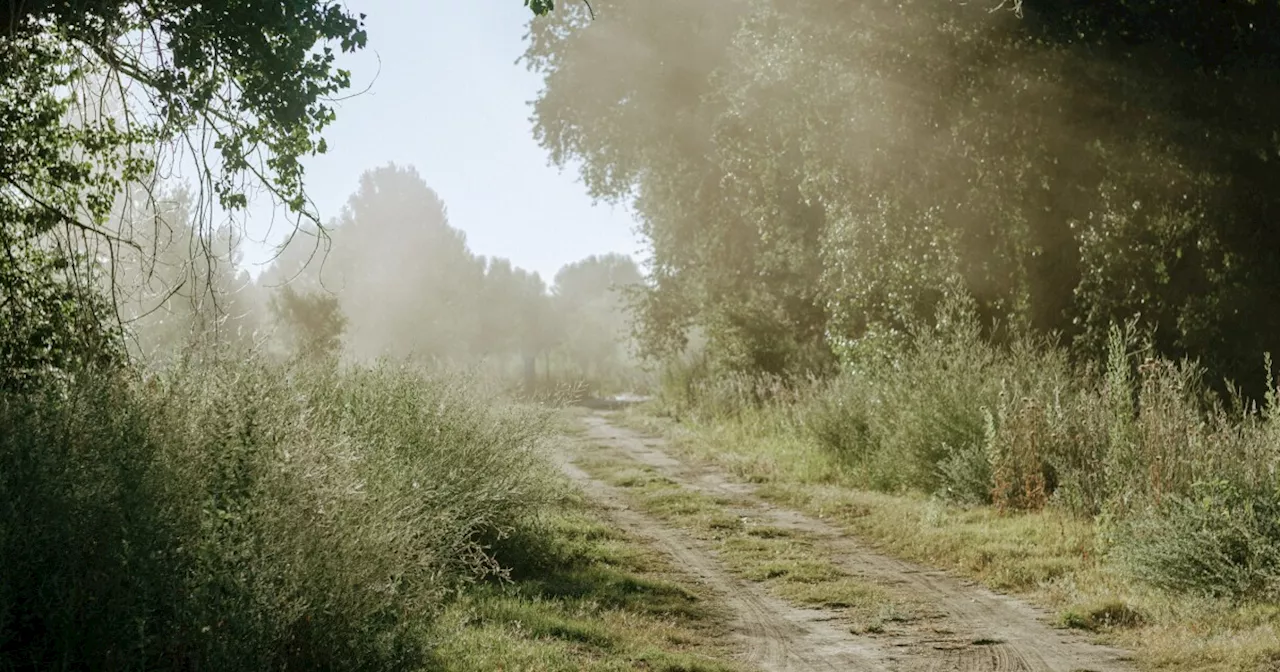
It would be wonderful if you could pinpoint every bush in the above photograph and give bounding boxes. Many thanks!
[795,291,1280,520]
[0,355,556,671]
[1119,479,1280,600]
[802,292,1012,496]
[657,351,791,423]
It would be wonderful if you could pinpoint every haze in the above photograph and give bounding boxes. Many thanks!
[238,0,643,282]
[6,1,1280,670]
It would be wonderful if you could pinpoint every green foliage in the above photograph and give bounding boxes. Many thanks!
[0,245,122,393]
[526,0,1280,391]
[0,356,557,671]
[1120,479,1280,601]
[526,0,830,378]
[0,0,368,288]
[669,285,1280,599]
[525,0,557,15]
[677,287,1280,523]
[803,291,1015,495]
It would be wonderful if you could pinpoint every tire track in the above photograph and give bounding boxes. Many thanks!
[558,459,886,671]
[577,413,1136,672]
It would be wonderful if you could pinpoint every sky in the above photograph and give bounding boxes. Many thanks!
[236,0,645,283]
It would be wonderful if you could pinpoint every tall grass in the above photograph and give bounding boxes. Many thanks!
[0,354,558,671]
[657,294,1280,600]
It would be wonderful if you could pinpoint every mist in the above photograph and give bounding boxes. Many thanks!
[7,0,1280,669]
[526,0,1280,392]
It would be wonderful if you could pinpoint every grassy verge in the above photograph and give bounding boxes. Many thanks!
[616,409,1280,671]
[427,494,743,672]
[571,451,913,635]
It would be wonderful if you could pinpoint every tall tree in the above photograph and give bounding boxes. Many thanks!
[263,164,486,363]
[552,253,642,381]
[526,0,1280,391]
[525,0,833,377]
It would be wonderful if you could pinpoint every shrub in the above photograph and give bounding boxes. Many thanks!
[0,354,556,671]
[803,291,1008,496]
[658,351,791,424]
[797,290,1280,517]
[1119,479,1280,600]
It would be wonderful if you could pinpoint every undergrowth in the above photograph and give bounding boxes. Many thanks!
[0,354,558,671]
[645,291,1280,669]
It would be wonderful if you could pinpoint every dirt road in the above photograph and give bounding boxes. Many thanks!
[558,411,1136,672]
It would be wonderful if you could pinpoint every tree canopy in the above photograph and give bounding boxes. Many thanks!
[526,0,1280,392]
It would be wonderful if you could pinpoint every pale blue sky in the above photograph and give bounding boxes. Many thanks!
[238,1,644,282]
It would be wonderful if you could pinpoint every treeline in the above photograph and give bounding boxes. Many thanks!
[107,164,645,392]
[526,0,1280,394]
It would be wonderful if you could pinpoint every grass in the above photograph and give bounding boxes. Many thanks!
[0,354,559,671]
[426,497,742,672]
[0,351,746,671]
[617,407,1280,671]
[631,295,1280,670]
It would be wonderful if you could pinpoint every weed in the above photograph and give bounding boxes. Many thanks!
[0,355,558,671]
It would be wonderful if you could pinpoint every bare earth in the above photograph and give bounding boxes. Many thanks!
[559,411,1137,672]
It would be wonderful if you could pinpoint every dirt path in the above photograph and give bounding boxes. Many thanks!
[558,412,1136,672]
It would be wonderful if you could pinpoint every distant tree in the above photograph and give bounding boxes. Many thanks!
[513,269,558,389]
[552,254,642,381]
[109,189,261,361]
[553,253,642,307]
[263,164,487,362]
[476,257,522,360]
[269,286,347,358]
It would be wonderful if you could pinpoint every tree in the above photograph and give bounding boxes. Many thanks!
[525,0,833,378]
[262,164,486,363]
[526,0,1280,393]
[552,254,642,382]
[269,285,347,358]
[108,188,261,361]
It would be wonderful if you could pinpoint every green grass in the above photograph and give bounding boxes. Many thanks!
[617,408,1280,671]
[426,499,743,672]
